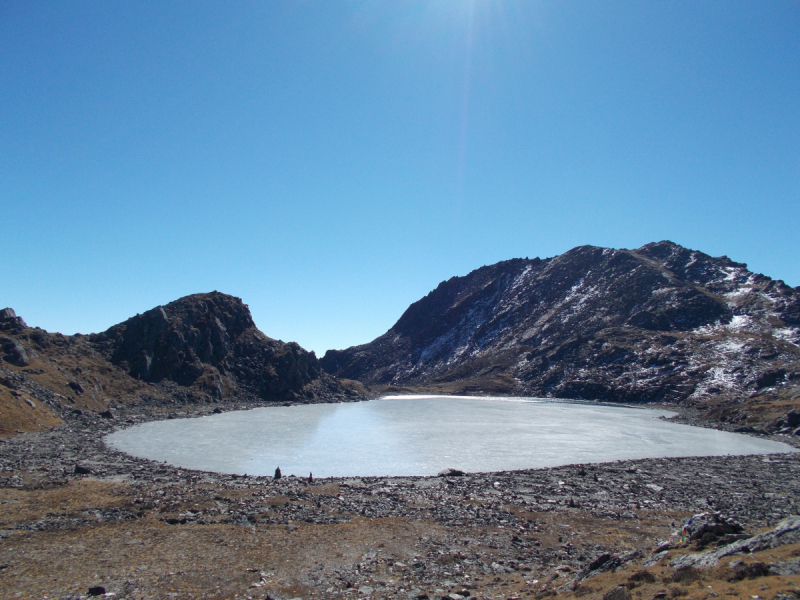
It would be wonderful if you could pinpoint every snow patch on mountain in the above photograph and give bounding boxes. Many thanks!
[320,242,800,405]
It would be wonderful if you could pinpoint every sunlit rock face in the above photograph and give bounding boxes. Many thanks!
[321,241,800,404]
[90,292,329,402]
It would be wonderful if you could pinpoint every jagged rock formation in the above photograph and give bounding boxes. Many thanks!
[321,242,800,407]
[1,310,29,367]
[89,292,341,402]
[0,293,365,436]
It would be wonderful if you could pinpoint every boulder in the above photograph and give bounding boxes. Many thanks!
[0,308,26,329]
[438,468,465,477]
[755,369,787,390]
[728,562,770,581]
[671,516,800,569]
[1,336,29,367]
[68,381,85,394]
[570,553,622,587]
[682,512,743,541]
[602,587,631,600]
[734,426,759,433]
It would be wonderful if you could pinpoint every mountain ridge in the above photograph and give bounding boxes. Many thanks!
[3,241,800,437]
[0,292,364,436]
[321,241,800,420]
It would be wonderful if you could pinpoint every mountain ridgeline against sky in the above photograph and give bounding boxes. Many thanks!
[321,242,800,404]
[3,242,800,437]
[88,292,345,402]
[0,292,363,436]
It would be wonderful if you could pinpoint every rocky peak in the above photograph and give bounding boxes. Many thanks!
[321,242,800,405]
[90,292,331,402]
[91,292,256,385]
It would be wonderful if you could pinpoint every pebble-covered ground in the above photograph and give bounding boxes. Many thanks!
[1,404,799,599]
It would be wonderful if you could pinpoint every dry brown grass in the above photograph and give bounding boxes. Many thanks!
[0,509,440,599]
[0,477,798,599]
[0,479,130,528]
[0,383,62,436]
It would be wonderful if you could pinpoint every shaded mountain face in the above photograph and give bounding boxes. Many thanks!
[0,292,362,436]
[321,242,800,405]
[89,292,327,401]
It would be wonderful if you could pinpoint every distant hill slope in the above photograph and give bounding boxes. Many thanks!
[0,292,363,437]
[321,242,800,412]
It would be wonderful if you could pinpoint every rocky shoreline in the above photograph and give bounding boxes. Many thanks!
[1,399,800,599]
[3,398,798,494]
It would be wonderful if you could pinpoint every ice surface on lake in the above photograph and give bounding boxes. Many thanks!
[105,396,796,478]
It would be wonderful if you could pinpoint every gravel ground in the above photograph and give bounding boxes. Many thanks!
[1,402,799,599]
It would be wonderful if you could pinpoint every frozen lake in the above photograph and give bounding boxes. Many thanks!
[105,396,796,478]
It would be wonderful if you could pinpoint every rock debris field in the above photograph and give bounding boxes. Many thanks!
[1,403,800,600]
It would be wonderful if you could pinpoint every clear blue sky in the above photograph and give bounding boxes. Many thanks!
[2,1,798,354]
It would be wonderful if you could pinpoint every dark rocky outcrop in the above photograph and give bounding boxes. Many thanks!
[90,292,341,402]
[321,242,800,405]
[0,294,368,437]
[1,335,29,367]
[682,512,743,541]
[671,516,800,569]
[0,307,26,332]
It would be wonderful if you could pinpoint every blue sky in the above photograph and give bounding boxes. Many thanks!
[2,1,798,354]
